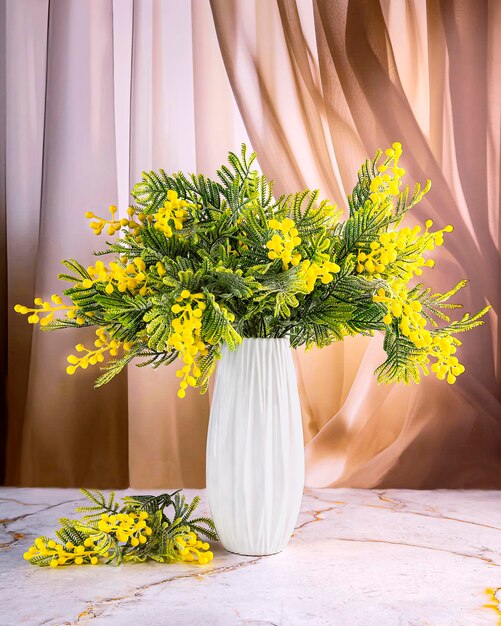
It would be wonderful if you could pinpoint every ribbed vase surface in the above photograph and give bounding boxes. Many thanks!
[206,338,304,556]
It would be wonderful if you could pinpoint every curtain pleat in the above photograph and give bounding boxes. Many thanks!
[5,0,129,486]
[0,0,7,484]
[4,0,49,484]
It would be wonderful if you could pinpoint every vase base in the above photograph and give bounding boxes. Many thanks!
[226,548,284,557]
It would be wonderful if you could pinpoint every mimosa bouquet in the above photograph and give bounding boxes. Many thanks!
[15,144,489,397]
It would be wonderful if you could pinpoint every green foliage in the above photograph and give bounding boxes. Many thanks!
[124,491,218,542]
[76,488,120,523]
[16,143,489,390]
[375,331,426,384]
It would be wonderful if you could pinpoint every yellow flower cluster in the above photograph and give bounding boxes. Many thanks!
[357,221,453,278]
[374,286,465,384]
[369,142,405,208]
[300,259,341,292]
[176,530,214,565]
[108,257,148,295]
[374,285,429,341]
[429,335,465,384]
[14,295,78,326]
[154,190,191,237]
[24,537,100,568]
[66,328,132,375]
[156,261,167,277]
[266,218,302,269]
[86,205,143,237]
[97,511,152,546]
[169,290,208,398]
[23,511,152,568]
[358,236,399,274]
[82,259,109,286]
[83,258,148,296]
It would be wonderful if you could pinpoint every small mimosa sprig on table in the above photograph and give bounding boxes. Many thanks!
[23,489,217,568]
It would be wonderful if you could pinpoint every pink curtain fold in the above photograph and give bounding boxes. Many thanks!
[2,0,500,488]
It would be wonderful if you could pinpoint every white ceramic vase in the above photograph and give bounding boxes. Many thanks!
[206,337,304,556]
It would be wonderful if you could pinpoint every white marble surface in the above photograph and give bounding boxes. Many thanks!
[0,488,500,626]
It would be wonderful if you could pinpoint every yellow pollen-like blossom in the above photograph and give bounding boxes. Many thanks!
[23,536,100,568]
[14,295,77,326]
[66,328,133,375]
[85,205,144,237]
[175,530,214,565]
[154,190,191,237]
[373,285,466,383]
[84,257,148,296]
[156,261,167,277]
[24,511,152,568]
[97,511,151,545]
[82,259,109,288]
[357,220,453,279]
[429,335,465,384]
[367,142,431,218]
[168,291,208,397]
[373,284,432,345]
[368,142,405,208]
[266,217,302,269]
[299,258,341,292]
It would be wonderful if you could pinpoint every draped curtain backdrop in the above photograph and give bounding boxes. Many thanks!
[1,0,499,488]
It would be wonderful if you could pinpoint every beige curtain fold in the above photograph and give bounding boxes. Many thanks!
[4,0,129,486]
[125,0,208,489]
[3,0,500,488]
[210,0,501,487]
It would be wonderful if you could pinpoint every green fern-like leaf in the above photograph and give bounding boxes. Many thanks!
[76,489,120,524]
